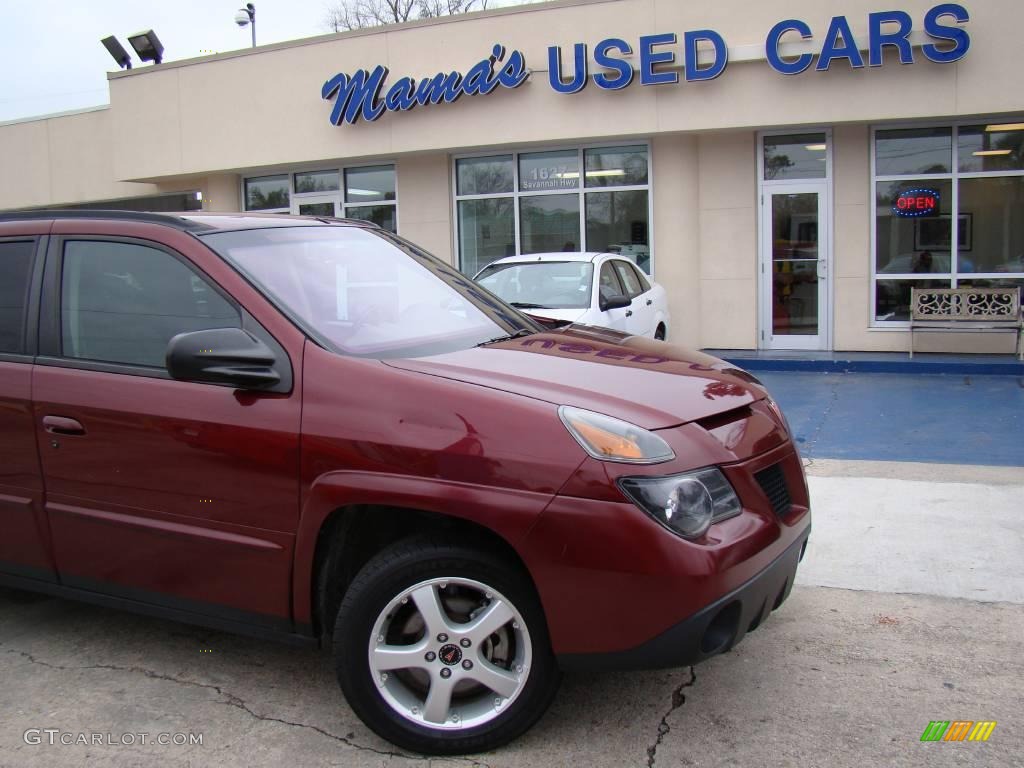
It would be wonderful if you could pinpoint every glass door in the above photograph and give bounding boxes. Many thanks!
[760,185,830,350]
[293,194,340,217]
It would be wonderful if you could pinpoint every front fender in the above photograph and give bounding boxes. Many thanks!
[291,471,558,627]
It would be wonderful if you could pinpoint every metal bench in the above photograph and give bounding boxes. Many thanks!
[909,287,1023,360]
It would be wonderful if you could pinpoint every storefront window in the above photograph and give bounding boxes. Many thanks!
[244,165,398,233]
[295,170,340,193]
[520,194,580,254]
[458,198,515,277]
[345,165,396,203]
[585,146,649,187]
[245,175,289,210]
[763,133,827,180]
[454,145,652,275]
[872,124,1024,322]
[457,156,514,196]
[875,127,952,176]
[957,125,1024,173]
[585,190,650,272]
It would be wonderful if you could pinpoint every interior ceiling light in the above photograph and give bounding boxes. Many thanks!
[585,170,626,177]
[101,36,132,69]
[973,149,1012,157]
[985,123,1024,132]
[805,144,827,151]
[128,29,164,65]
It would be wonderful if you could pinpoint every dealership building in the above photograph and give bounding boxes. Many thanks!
[1,0,1021,354]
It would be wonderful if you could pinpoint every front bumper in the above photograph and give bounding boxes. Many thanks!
[556,527,810,670]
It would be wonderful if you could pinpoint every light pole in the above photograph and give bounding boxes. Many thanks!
[234,3,256,48]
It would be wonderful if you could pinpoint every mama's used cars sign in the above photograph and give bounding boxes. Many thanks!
[322,3,970,126]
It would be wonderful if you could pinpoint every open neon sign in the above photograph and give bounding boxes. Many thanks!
[893,188,941,218]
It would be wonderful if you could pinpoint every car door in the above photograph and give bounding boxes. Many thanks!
[32,223,304,632]
[0,229,57,583]
[612,259,655,336]
[594,260,631,332]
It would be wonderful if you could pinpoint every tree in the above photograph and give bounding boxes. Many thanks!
[322,0,491,32]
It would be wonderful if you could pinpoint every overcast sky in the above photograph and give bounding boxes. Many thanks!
[0,0,530,123]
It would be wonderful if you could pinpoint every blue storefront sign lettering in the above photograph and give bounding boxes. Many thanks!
[322,4,970,125]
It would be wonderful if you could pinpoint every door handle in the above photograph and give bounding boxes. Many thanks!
[625,310,633,317]
[42,416,86,436]
[646,299,653,306]
[817,260,827,279]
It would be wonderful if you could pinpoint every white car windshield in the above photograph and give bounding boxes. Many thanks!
[203,225,536,358]
[475,261,594,310]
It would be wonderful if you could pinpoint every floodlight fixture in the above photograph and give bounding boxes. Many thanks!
[128,29,165,65]
[101,35,132,70]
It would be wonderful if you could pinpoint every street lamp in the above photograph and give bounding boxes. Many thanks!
[234,3,256,48]
[127,29,164,65]
[101,36,132,69]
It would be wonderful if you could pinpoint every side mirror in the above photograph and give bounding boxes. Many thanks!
[166,328,281,389]
[599,294,632,312]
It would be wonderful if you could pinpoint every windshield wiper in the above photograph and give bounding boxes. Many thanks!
[510,302,552,309]
[476,328,534,347]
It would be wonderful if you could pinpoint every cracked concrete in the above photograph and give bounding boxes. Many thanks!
[645,668,695,767]
[1,458,1021,767]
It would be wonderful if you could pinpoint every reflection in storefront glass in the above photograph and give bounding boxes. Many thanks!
[875,127,952,176]
[299,201,335,217]
[763,134,827,180]
[345,204,396,233]
[520,194,580,254]
[456,156,514,196]
[585,190,650,272]
[344,165,396,203]
[584,146,649,187]
[957,125,1024,173]
[958,177,1024,274]
[875,278,950,321]
[875,179,954,275]
[295,170,340,193]
[245,175,289,210]
[459,198,514,276]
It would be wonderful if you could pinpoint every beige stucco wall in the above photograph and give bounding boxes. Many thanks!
[0,109,163,210]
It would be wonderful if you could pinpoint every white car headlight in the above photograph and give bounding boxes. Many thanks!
[617,468,743,539]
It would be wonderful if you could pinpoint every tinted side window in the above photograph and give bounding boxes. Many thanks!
[613,260,644,298]
[598,262,624,298]
[629,263,651,293]
[0,240,35,355]
[61,241,241,368]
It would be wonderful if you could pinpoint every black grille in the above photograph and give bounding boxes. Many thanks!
[754,463,792,517]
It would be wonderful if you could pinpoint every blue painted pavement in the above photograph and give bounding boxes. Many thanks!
[756,371,1024,466]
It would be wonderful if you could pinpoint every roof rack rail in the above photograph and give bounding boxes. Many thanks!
[0,209,212,232]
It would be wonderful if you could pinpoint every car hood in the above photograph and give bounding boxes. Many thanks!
[385,325,766,430]
[521,307,589,325]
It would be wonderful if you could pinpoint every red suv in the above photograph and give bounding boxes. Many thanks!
[0,212,809,754]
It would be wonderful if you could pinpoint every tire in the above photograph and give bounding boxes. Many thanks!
[333,536,561,755]
[654,324,666,341]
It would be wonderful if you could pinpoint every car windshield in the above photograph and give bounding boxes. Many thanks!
[202,225,536,358]
[475,261,594,310]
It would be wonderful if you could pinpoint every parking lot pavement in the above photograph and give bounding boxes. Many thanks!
[757,371,1024,466]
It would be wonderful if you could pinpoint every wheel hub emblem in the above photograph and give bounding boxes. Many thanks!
[439,643,462,666]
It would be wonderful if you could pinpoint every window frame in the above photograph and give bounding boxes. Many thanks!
[0,236,44,363]
[37,235,245,380]
[242,161,399,233]
[452,141,654,277]
[870,118,1024,328]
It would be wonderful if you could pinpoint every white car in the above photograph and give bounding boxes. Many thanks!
[474,252,671,340]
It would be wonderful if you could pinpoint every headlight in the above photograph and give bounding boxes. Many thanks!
[618,468,742,539]
[559,406,675,464]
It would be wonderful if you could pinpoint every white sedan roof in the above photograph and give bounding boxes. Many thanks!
[482,252,612,266]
